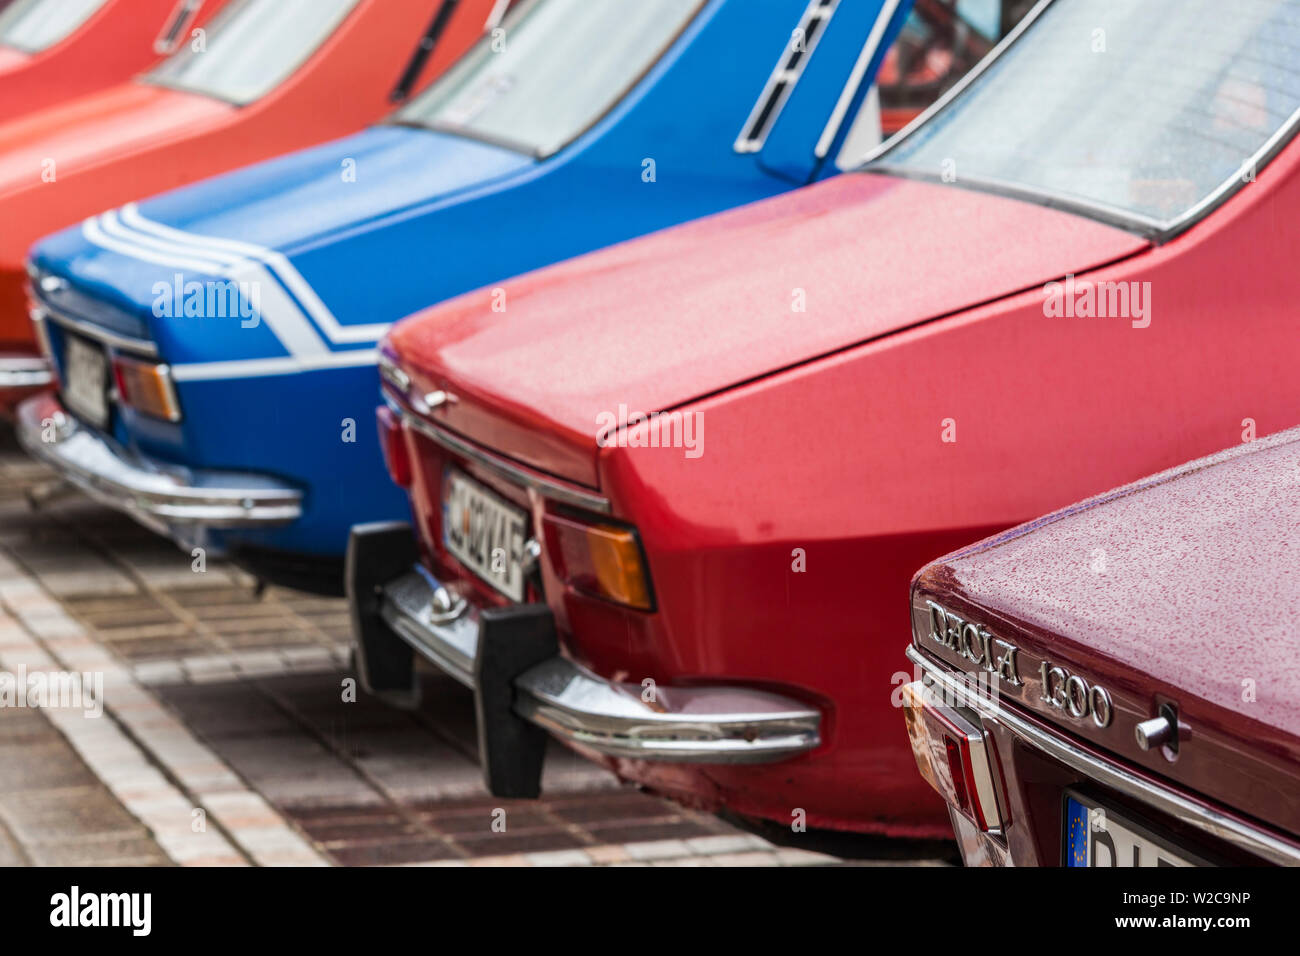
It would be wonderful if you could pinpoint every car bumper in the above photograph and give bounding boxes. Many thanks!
[348,524,821,795]
[15,393,303,537]
[0,355,53,390]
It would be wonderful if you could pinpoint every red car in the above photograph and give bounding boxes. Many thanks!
[904,425,1300,866]
[0,0,230,121]
[352,0,1300,837]
[0,0,494,404]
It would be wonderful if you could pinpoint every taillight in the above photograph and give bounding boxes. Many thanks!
[112,356,181,422]
[376,405,411,488]
[542,512,653,611]
[902,681,1005,831]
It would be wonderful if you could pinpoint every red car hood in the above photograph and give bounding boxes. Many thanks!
[0,81,229,203]
[388,173,1148,488]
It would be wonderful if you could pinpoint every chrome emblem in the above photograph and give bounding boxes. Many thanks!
[1039,660,1113,728]
[925,601,1022,686]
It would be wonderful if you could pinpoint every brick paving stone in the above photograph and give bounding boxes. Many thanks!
[650,857,715,866]
[624,838,695,861]
[0,741,99,791]
[685,833,770,855]
[524,849,594,866]
[331,838,461,867]
[585,818,728,845]
[0,825,27,865]
[0,784,153,846]
[454,828,588,857]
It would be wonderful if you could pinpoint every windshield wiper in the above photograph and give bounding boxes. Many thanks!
[390,0,463,104]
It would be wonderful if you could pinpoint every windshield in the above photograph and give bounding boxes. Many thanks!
[867,0,1300,235]
[0,0,108,53]
[394,0,703,157]
[147,0,361,106]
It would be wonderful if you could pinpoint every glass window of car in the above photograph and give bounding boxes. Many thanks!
[394,0,703,158]
[147,0,361,106]
[841,0,1032,169]
[867,0,1300,235]
[0,0,108,53]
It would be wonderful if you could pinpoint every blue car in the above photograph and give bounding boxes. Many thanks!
[21,0,918,593]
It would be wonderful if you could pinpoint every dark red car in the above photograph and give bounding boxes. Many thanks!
[351,0,1300,838]
[904,425,1300,866]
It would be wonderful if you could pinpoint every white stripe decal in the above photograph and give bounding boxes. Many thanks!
[106,212,333,358]
[119,204,391,344]
[81,208,394,377]
[85,212,335,360]
[168,350,379,382]
[97,212,236,271]
[83,217,230,275]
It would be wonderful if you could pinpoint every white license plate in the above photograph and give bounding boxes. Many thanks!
[442,470,529,601]
[63,335,109,428]
[1065,791,1202,867]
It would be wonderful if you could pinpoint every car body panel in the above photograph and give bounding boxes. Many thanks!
[0,0,232,121]
[388,172,1147,487]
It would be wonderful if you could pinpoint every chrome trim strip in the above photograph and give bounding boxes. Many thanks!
[861,164,1166,240]
[16,394,302,534]
[381,570,822,762]
[907,646,1300,866]
[734,0,839,154]
[33,305,159,358]
[0,356,53,389]
[387,397,612,514]
[813,0,902,159]
[858,0,1300,243]
[858,0,1053,168]
[154,0,204,55]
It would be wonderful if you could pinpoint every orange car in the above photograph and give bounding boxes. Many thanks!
[0,0,494,402]
[0,0,233,121]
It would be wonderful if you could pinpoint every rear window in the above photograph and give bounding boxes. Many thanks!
[147,0,361,106]
[393,0,703,158]
[867,0,1300,236]
[0,0,108,53]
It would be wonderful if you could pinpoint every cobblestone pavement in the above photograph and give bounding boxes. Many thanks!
[0,430,953,867]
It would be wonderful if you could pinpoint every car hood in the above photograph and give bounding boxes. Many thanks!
[387,172,1149,487]
[912,425,1300,838]
[0,81,230,203]
[29,125,534,358]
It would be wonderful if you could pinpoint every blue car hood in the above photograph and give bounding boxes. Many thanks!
[32,125,533,367]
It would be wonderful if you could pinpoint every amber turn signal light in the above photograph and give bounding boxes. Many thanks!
[112,355,181,422]
[542,513,653,611]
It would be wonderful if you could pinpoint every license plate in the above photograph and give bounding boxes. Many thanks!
[442,470,529,601]
[62,335,110,429]
[1064,791,1203,867]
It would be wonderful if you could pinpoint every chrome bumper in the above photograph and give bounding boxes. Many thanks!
[380,569,822,763]
[15,393,302,534]
[0,355,53,390]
